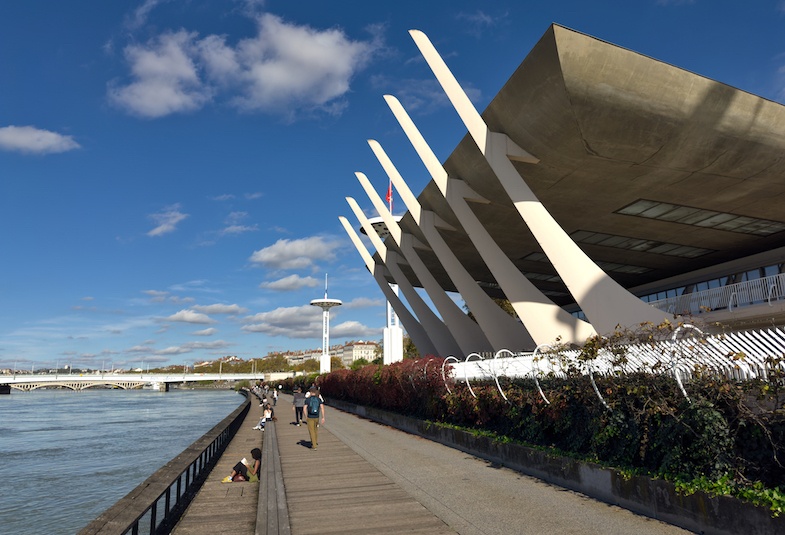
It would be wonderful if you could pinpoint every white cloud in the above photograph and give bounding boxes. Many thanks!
[342,297,384,309]
[226,14,378,114]
[191,303,248,315]
[249,236,338,269]
[147,203,188,236]
[242,305,322,338]
[155,340,230,355]
[109,14,380,118]
[330,320,381,339]
[193,327,217,336]
[165,309,216,324]
[259,274,320,291]
[109,30,213,118]
[222,224,259,235]
[0,125,80,154]
[125,0,166,30]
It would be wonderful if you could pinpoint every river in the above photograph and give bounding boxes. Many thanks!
[0,387,244,535]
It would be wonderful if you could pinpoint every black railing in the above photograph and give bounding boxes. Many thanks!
[79,392,251,535]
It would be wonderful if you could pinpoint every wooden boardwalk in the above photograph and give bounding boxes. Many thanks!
[171,396,264,535]
[274,406,454,535]
[172,395,451,534]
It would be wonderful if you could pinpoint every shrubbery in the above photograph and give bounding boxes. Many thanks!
[310,355,785,514]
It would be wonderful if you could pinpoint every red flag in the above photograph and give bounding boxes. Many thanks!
[385,180,393,209]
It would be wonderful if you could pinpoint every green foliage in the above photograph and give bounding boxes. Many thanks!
[318,351,785,516]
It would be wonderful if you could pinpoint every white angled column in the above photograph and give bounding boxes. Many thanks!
[408,29,667,335]
[382,95,596,346]
[339,216,438,357]
[346,198,464,358]
[366,145,535,351]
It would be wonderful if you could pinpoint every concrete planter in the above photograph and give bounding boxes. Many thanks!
[328,399,784,535]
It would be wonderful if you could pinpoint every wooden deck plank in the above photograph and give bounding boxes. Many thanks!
[275,410,454,535]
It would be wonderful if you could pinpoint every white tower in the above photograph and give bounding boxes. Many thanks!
[310,275,342,374]
[383,283,404,364]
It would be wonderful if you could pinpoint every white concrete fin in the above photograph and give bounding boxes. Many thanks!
[404,234,431,252]
[409,29,488,153]
[355,171,403,243]
[346,197,389,263]
[339,216,375,271]
[493,131,540,164]
[450,179,490,204]
[368,139,422,223]
[383,94,449,195]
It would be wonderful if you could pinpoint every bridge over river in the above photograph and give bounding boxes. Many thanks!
[0,372,270,392]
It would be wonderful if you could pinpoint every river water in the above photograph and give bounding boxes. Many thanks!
[0,388,244,535]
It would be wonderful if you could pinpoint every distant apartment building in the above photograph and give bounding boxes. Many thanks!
[341,342,379,367]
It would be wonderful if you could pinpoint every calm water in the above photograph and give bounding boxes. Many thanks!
[0,388,244,535]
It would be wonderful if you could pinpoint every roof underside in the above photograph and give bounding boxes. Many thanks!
[393,24,785,307]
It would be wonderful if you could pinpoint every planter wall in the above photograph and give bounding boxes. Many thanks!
[328,398,785,535]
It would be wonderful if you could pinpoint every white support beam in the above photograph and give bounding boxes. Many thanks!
[367,142,535,351]
[383,95,596,346]
[346,198,464,357]
[408,29,668,334]
[339,216,439,357]
[356,172,493,354]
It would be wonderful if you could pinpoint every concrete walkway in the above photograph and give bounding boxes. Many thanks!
[276,395,691,535]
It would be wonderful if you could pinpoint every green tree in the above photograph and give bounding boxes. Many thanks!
[330,356,345,370]
[259,355,291,372]
[403,335,420,359]
[350,358,370,370]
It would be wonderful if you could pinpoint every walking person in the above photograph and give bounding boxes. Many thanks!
[305,386,325,449]
[292,387,306,426]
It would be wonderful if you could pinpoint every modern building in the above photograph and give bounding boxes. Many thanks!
[343,25,785,358]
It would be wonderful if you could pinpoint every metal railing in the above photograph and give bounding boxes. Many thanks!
[648,272,785,316]
[79,393,250,535]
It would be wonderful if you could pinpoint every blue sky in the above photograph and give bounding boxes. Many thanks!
[2,0,784,371]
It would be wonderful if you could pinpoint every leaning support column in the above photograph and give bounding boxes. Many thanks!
[339,216,439,357]
[355,172,493,354]
[409,29,667,334]
[346,198,464,358]
[366,147,535,351]
[381,96,596,346]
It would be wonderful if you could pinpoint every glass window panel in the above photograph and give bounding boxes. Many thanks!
[648,243,680,254]
[581,232,611,244]
[694,213,739,228]
[570,230,596,242]
[617,199,659,216]
[677,210,719,225]
[640,202,679,218]
[597,235,629,247]
[659,206,701,222]
[629,240,657,252]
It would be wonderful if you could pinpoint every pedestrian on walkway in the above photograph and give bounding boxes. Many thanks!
[292,387,306,426]
[305,386,325,449]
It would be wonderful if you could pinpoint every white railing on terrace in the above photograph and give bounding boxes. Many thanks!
[450,325,785,383]
[647,272,785,316]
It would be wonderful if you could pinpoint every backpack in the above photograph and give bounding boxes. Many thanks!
[306,395,321,417]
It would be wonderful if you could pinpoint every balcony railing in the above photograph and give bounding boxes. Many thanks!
[648,272,785,316]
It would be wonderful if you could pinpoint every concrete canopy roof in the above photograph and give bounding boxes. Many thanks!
[393,24,785,308]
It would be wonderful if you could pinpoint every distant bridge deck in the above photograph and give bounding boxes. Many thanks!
[0,373,267,391]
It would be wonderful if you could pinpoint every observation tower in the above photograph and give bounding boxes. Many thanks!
[310,275,342,374]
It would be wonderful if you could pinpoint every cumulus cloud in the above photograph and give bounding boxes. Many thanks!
[147,203,188,236]
[109,14,380,118]
[191,303,248,315]
[249,236,338,269]
[165,309,216,324]
[0,125,80,154]
[155,339,230,355]
[330,320,381,339]
[259,274,320,291]
[109,30,212,118]
[193,327,217,336]
[342,297,384,309]
[242,305,322,338]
